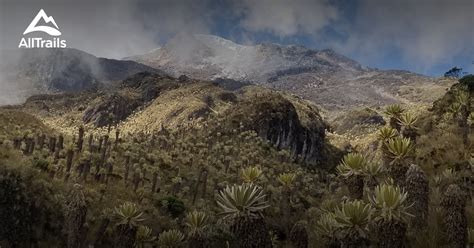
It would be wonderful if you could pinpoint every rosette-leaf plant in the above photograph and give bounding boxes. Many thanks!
[337,153,367,199]
[369,183,412,248]
[397,112,418,142]
[240,166,263,184]
[277,172,297,235]
[185,210,210,248]
[112,202,145,248]
[135,226,156,248]
[334,200,373,247]
[384,105,405,131]
[215,184,272,248]
[385,137,414,185]
[158,229,184,248]
[315,212,341,247]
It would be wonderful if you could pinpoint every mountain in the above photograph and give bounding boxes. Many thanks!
[127,34,453,111]
[0,48,161,105]
[15,72,338,166]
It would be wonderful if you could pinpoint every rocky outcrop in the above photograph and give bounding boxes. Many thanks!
[83,93,141,127]
[83,72,180,127]
[225,92,332,166]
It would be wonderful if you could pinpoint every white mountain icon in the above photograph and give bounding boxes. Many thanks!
[23,9,61,36]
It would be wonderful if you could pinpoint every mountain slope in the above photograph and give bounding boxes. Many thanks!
[0,48,162,105]
[128,34,453,110]
[14,72,338,166]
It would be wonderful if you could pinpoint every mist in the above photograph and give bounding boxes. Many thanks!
[0,0,472,106]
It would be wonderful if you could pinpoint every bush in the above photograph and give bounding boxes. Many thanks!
[459,74,474,91]
[159,196,186,218]
[31,157,49,171]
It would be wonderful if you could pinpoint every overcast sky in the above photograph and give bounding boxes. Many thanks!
[0,0,473,76]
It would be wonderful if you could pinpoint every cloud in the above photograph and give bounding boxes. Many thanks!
[0,0,216,59]
[1,0,472,74]
[236,0,338,37]
[334,0,474,72]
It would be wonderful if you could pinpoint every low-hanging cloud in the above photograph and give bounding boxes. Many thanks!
[0,0,473,73]
[336,0,474,72]
[236,0,338,37]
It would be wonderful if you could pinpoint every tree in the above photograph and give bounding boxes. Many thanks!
[444,67,463,78]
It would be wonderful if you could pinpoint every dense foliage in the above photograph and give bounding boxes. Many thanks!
[0,77,472,247]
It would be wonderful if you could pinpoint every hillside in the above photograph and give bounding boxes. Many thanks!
[0,68,473,247]
[128,34,455,110]
[12,72,338,167]
[0,48,161,105]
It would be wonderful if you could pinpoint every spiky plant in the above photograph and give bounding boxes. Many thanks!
[315,213,341,247]
[337,153,367,199]
[362,162,383,192]
[441,184,467,248]
[158,229,184,248]
[289,221,309,248]
[277,172,296,187]
[112,202,145,248]
[185,210,210,248]
[370,184,412,248]
[334,200,373,247]
[135,226,156,248]
[384,105,405,131]
[377,127,398,165]
[385,137,414,185]
[378,126,398,142]
[215,184,272,248]
[397,112,418,142]
[404,164,429,229]
[64,184,87,248]
[240,166,263,184]
[278,172,297,235]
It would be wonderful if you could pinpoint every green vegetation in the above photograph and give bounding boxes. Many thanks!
[0,75,472,247]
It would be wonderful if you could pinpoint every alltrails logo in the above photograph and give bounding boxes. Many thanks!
[18,9,67,48]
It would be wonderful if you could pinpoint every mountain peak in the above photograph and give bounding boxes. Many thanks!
[127,34,442,110]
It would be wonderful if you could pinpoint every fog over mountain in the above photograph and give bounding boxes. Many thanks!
[128,34,451,110]
[0,48,160,105]
[0,0,472,74]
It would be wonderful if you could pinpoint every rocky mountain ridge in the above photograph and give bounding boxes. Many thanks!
[128,34,453,110]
